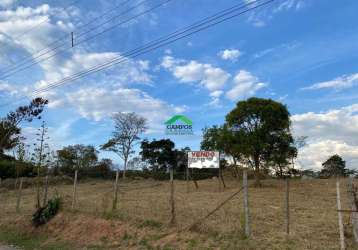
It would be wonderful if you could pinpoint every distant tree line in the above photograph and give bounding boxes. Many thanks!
[0,97,356,182]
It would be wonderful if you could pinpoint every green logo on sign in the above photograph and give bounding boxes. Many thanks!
[165,115,192,125]
[165,115,193,135]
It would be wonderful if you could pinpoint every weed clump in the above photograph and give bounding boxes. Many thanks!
[32,196,61,227]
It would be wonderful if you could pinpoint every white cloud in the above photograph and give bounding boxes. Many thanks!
[210,90,224,98]
[225,70,266,101]
[208,90,224,107]
[161,56,266,105]
[0,4,74,55]
[161,56,230,92]
[218,49,241,61]
[302,73,358,90]
[292,104,358,145]
[274,0,306,12]
[38,52,151,87]
[0,82,18,95]
[65,86,184,133]
[0,50,152,107]
[0,0,15,8]
[245,0,306,27]
[292,104,358,170]
[253,42,299,59]
[0,2,186,150]
[297,140,358,171]
[161,55,179,69]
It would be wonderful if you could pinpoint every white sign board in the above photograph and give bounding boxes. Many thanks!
[188,151,220,169]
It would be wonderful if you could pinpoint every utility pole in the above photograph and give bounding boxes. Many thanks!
[71,32,74,47]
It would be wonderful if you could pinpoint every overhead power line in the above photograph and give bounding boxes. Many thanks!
[12,0,81,41]
[1,0,275,108]
[0,0,151,77]
[0,0,81,74]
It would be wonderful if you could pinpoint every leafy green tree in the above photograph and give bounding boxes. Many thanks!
[201,125,243,167]
[101,112,147,179]
[0,98,48,155]
[320,154,352,177]
[266,131,297,178]
[175,146,191,172]
[140,139,176,172]
[14,140,27,162]
[57,144,98,173]
[140,139,190,172]
[87,158,113,178]
[226,97,295,186]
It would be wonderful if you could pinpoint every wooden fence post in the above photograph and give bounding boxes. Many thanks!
[243,170,251,237]
[170,167,176,225]
[220,169,226,189]
[191,168,199,190]
[42,175,49,207]
[285,178,290,235]
[186,165,189,193]
[71,170,78,210]
[112,170,119,211]
[218,166,222,192]
[16,177,23,213]
[348,177,358,244]
[336,178,346,250]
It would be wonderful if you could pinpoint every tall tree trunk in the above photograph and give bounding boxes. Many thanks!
[279,164,283,178]
[232,158,239,179]
[123,157,127,179]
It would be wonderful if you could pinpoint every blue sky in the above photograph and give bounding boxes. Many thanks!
[1,0,358,170]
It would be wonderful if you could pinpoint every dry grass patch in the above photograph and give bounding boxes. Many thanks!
[0,178,357,249]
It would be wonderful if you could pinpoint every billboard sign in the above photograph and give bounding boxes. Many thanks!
[188,151,220,169]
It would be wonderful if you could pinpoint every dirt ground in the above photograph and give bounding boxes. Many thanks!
[0,177,356,249]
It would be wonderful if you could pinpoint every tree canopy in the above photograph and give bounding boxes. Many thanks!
[140,139,190,172]
[0,98,48,155]
[201,125,243,166]
[320,154,352,177]
[101,112,147,178]
[57,144,98,171]
[224,97,295,185]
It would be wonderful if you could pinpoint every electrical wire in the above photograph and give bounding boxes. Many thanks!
[0,0,275,107]
[0,0,155,78]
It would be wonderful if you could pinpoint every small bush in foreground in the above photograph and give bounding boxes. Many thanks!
[32,196,61,227]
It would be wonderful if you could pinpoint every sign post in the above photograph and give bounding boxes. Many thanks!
[186,165,189,193]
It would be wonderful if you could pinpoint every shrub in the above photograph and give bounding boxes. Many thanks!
[32,196,61,227]
[0,160,36,179]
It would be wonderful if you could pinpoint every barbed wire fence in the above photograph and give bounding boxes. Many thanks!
[1,170,358,248]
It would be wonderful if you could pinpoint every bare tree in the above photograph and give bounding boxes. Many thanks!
[101,112,147,179]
